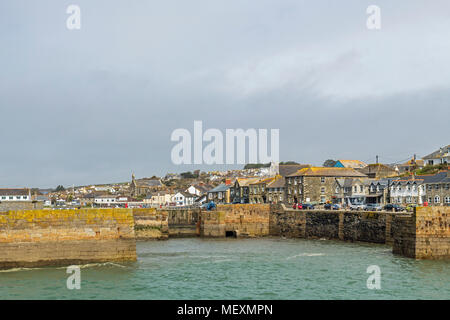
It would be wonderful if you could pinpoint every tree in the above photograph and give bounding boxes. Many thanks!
[55,185,65,192]
[243,163,271,169]
[323,159,336,167]
[180,171,196,179]
[279,161,299,165]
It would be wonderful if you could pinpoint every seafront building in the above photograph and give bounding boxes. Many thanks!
[285,167,367,204]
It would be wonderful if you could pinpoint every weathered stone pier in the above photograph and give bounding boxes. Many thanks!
[0,204,448,269]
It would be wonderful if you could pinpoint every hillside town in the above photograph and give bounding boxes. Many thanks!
[1,145,449,212]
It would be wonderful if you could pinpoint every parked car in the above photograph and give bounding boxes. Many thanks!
[301,203,315,210]
[383,204,405,212]
[324,203,340,210]
[292,203,303,210]
[348,203,367,210]
[405,204,418,212]
[366,203,382,211]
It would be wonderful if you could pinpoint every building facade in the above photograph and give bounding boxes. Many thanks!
[286,167,367,204]
[207,184,231,204]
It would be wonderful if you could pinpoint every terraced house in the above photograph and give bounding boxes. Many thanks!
[423,170,450,206]
[249,177,275,204]
[230,177,261,204]
[266,175,285,204]
[366,179,390,205]
[389,179,426,205]
[286,167,367,204]
[207,184,231,204]
[333,177,370,206]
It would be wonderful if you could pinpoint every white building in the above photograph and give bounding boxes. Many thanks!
[389,180,426,205]
[143,191,174,207]
[94,195,117,205]
[173,191,196,207]
[0,189,31,201]
[422,145,450,166]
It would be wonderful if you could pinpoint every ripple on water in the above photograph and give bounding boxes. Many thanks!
[1,238,449,299]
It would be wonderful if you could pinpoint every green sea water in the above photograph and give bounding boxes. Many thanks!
[1,238,449,300]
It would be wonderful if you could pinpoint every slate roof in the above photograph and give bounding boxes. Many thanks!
[0,188,30,196]
[136,179,163,187]
[422,145,450,160]
[279,164,310,177]
[267,176,285,188]
[357,164,398,177]
[176,191,196,198]
[421,171,450,184]
[208,184,231,193]
[192,184,213,193]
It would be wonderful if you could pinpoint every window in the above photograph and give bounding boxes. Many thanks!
[321,177,325,183]
[406,196,411,203]
[370,186,374,192]
[354,186,357,192]
[435,185,439,190]
[434,196,440,204]
[445,197,450,204]
[360,185,363,192]
[321,187,325,194]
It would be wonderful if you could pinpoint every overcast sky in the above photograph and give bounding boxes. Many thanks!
[1,0,449,188]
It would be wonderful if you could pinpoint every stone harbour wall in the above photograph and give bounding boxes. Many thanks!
[132,208,169,240]
[201,204,270,237]
[392,206,449,259]
[270,207,390,244]
[341,211,390,244]
[167,209,200,237]
[0,201,44,212]
[0,208,137,269]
